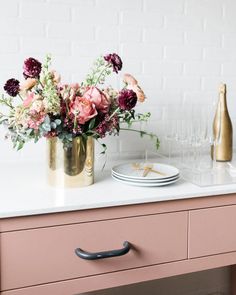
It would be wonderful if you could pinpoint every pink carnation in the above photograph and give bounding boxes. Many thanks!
[23,92,35,107]
[84,86,110,114]
[27,110,45,130]
[70,96,97,125]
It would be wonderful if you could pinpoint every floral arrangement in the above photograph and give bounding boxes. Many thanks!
[0,53,159,152]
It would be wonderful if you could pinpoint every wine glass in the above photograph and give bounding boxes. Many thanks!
[162,105,177,163]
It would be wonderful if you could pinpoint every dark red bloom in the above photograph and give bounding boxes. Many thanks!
[118,89,137,111]
[104,53,122,73]
[4,78,20,97]
[23,57,42,79]
[95,114,119,138]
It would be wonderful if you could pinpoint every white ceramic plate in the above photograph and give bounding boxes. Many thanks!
[112,162,179,180]
[112,172,180,183]
[112,174,180,187]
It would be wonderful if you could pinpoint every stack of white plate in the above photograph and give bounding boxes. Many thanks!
[112,162,180,187]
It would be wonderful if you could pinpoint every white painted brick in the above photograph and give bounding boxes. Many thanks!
[184,62,221,76]
[72,7,118,25]
[20,2,71,21]
[144,0,184,14]
[201,77,224,91]
[96,0,142,11]
[0,1,18,17]
[143,61,183,75]
[185,32,222,47]
[165,46,202,61]
[0,38,19,53]
[72,42,118,58]
[48,23,95,41]
[133,74,163,92]
[122,44,163,59]
[165,15,203,31]
[223,33,236,48]
[53,56,92,73]
[48,0,95,7]
[144,29,183,45]
[120,59,142,74]
[224,0,236,19]
[205,18,236,33]
[121,12,164,27]
[20,38,71,55]
[119,26,142,43]
[185,0,223,18]
[0,19,46,37]
[204,48,236,61]
[222,62,236,75]
[148,91,183,105]
[183,91,216,103]
[96,26,119,42]
[164,77,201,91]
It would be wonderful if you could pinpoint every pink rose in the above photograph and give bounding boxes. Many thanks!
[23,92,35,107]
[84,86,110,113]
[70,96,97,125]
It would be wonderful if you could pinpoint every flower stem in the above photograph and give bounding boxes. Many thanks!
[93,64,110,86]
[38,80,44,88]
[109,107,120,120]
[18,93,23,101]
[120,128,156,138]
[120,128,160,149]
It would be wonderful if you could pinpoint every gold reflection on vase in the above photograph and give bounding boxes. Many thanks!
[47,136,94,188]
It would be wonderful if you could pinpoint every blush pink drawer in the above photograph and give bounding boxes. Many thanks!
[1,211,187,291]
[189,205,236,258]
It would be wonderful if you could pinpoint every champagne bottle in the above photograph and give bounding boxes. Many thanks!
[212,83,233,161]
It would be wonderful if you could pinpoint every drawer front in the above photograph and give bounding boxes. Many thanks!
[1,212,187,290]
[189,205,236,258]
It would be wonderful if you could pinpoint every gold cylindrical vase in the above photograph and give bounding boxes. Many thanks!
[47,136,94,188]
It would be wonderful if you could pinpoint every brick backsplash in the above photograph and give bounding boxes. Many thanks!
[0,0,236,163]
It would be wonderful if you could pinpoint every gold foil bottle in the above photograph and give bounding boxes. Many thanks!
[212,83,233,162]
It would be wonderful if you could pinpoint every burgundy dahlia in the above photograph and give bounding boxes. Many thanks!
[118,89,137,111]
[104,53,122,73]
[4,78,20,97]
[23,57,42,79]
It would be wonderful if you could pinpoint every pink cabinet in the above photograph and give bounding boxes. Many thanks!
[189,205,236,258]
[0,212,188,291]
[2,194,236,294]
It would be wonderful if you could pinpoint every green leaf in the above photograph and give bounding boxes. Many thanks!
[88,117,96,130]
[17,141,24,150]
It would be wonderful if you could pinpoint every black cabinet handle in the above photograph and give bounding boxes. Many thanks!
[75,241,131,260]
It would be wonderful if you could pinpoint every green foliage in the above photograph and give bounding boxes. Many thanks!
[41,54,61,115]
[85,56,112,86]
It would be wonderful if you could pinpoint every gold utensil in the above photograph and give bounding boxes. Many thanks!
[132,163,167,176]
[143,167,151,177]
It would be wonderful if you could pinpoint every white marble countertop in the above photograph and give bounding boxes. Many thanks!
[1,162,236,218]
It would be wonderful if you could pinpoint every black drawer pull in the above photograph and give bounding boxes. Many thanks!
[75,241,131,260]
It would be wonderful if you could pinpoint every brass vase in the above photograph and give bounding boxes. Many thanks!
[47,136,94,188]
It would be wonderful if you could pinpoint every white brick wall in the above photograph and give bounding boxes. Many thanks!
[0,0,236,166]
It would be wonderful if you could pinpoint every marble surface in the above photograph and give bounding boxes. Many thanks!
[1,162,236,218]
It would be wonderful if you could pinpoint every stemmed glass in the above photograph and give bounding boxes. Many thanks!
[162,105,177,163]
[176,105,192,166]
[206,101,222,169]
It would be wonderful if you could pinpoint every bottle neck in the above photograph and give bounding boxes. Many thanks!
[219,93,227,111]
